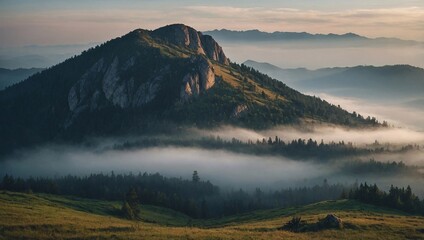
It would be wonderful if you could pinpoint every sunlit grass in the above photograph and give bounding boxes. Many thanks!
[214,63,287,106]
[1,191,423,239]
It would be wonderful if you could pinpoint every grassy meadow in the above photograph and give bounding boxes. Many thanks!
[0,191,423,239]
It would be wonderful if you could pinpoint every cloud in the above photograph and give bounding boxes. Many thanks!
[0,145,329,189]
[193,125,424,147]
[1,5,424,46]
[1,143,423,195]
[311,93,424,131]
[183,6,424,40]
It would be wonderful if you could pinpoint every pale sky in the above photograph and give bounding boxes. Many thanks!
[1,0,424,47]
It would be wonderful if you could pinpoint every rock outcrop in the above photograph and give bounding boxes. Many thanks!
[68,58,105,113]
[200,34,229,65]
[68,58,170,112]
[180,56,216,101]
[318,214,343,229]
[231,104,248,118]
[67,24,227,119]
[152,24,229,65]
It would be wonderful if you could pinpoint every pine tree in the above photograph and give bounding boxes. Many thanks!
[340,190,348,199]
[121,201,135,220]
[192,171,200,183]
[125,187,140,217]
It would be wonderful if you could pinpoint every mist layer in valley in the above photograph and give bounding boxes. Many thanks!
[214,39,424,69]
[243,59,424,130]
[1,125,423,197]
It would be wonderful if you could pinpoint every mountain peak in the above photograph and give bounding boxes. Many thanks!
[0,24,379,155]
[152,24,229,65]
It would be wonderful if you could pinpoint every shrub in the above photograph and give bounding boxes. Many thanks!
[280,216,307,232]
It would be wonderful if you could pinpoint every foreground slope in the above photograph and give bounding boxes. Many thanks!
[1,191,423,240]
[0,24,377,155]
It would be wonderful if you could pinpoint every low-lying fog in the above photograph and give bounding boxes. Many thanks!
[0,146,328,189]
[192,125,424,146]
[1,125,423,196]
[308,93,424,131]
[222,42,424,69]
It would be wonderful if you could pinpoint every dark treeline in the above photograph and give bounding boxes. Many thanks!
[2,172,423,218]
[112,135,418,161]
[348,183,424,215]
[1,172,349,218]
[341,159,422,177]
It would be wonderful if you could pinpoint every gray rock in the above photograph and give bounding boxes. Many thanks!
[67,84,79,112]
[318,214,343,229]
[201,34,229,65]
[112,83,129,108]
[133,76,162,107]
[231,104,248,118]
[181,73,200,101]
[153,24,229,65]
[122,57,136,71]
[68,58,105,111]
[180,56,216,101]
[102,57,120,100]
[89,91,101,111]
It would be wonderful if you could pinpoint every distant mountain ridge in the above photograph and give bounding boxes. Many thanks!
[243,60,424,101]
[205,29,365,41]
[0,68,44,90]
[0,24,379,155]
[204,29,421,45]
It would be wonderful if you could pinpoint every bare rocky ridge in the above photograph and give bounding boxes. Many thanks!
[152,24,229,65]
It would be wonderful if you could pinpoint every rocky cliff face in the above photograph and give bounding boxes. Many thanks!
[67,54,169,124]
[180,56,216,101]
[67,55,216,117]
[152,24,229,65]
[66,25,223,123]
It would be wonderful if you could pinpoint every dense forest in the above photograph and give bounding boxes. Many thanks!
[111,135,421,162]
[348,183,424,215]
[0,172,347,218]
[2,172,423,218]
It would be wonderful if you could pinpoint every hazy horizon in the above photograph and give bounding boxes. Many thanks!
[1,0,424,48]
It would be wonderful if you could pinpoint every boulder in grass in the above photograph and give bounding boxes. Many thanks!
[318,214,343,229]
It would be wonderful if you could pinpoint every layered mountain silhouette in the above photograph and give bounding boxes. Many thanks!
[244,60,424,101]
[204,29,421,46]
[204,29,365,41]
[0,68,44,90]
[0,24,378,154]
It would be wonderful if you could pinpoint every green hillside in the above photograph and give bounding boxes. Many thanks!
[1,191,423,239]
[0,24,379,156]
